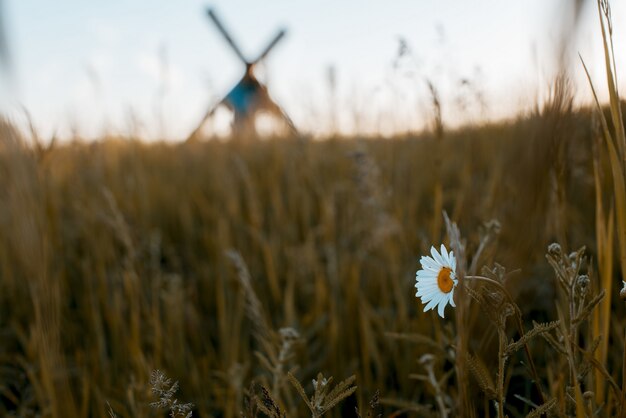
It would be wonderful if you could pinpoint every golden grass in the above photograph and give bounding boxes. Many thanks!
[1,3,625,412]
[581,0,626,414]
[0,95,624,416]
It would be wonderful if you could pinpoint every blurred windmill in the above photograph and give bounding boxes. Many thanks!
[187,7,296,141]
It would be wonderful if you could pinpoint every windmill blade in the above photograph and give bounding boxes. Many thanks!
[206,8,249,65]
[252,29,286,64]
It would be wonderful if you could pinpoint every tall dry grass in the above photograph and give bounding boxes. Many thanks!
[582,0,626,413]
[1,2,625,412]
[0,92,622,416]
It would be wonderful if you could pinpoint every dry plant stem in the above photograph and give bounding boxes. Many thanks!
[557,305,583,416]
[455,282,471,415]
[422,359,448,418]
[572,343,622,400]
[569,275,582,388]
[497,326,507,418]
[622,326,626,418]
[593,144,615,407]
[464,275,546,404]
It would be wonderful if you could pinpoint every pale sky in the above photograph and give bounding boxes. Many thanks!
[1,0,625,140]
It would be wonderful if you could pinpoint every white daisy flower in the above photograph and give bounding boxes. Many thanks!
[415,244,458,318]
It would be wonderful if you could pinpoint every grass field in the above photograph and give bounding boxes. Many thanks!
[0,94,624,417]
[2,1,626,416]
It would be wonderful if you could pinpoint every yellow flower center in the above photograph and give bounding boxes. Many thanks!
[437,267,454,293]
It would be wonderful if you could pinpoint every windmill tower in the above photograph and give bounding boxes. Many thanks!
[187,8,296,141]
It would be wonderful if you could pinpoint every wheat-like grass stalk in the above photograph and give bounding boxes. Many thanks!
[592,126,615,406]
[581,0,626,290]
[581,1,626,414]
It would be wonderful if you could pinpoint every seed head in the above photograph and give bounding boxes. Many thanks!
[419,353,436,366]
[501,303,515,319]
[279,327,300,341]
[576,275,590,295]
[548,243,561,257]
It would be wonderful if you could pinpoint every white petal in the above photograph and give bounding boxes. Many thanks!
[418,283,439,292]
[440,244,450,265]
[449,252,457,271]
[420,263,440,274]
[416,286,426,294]
[431,246,445,266]
[421,267,439,276]
[419,282,439,290]
[416,282,437,291]
[418,288,434,297]
[416,285,432,294]
[416,270,436,279]
[419,288,436,299]
[424,294,440,311]
[437,298,447,318]
[449,288,456,307]
[418,262,438,272]
[415,279,430,288]
[421,284,439,291]
[418,289,437,298]
[418,281,438,290]
[421,256,440,270]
